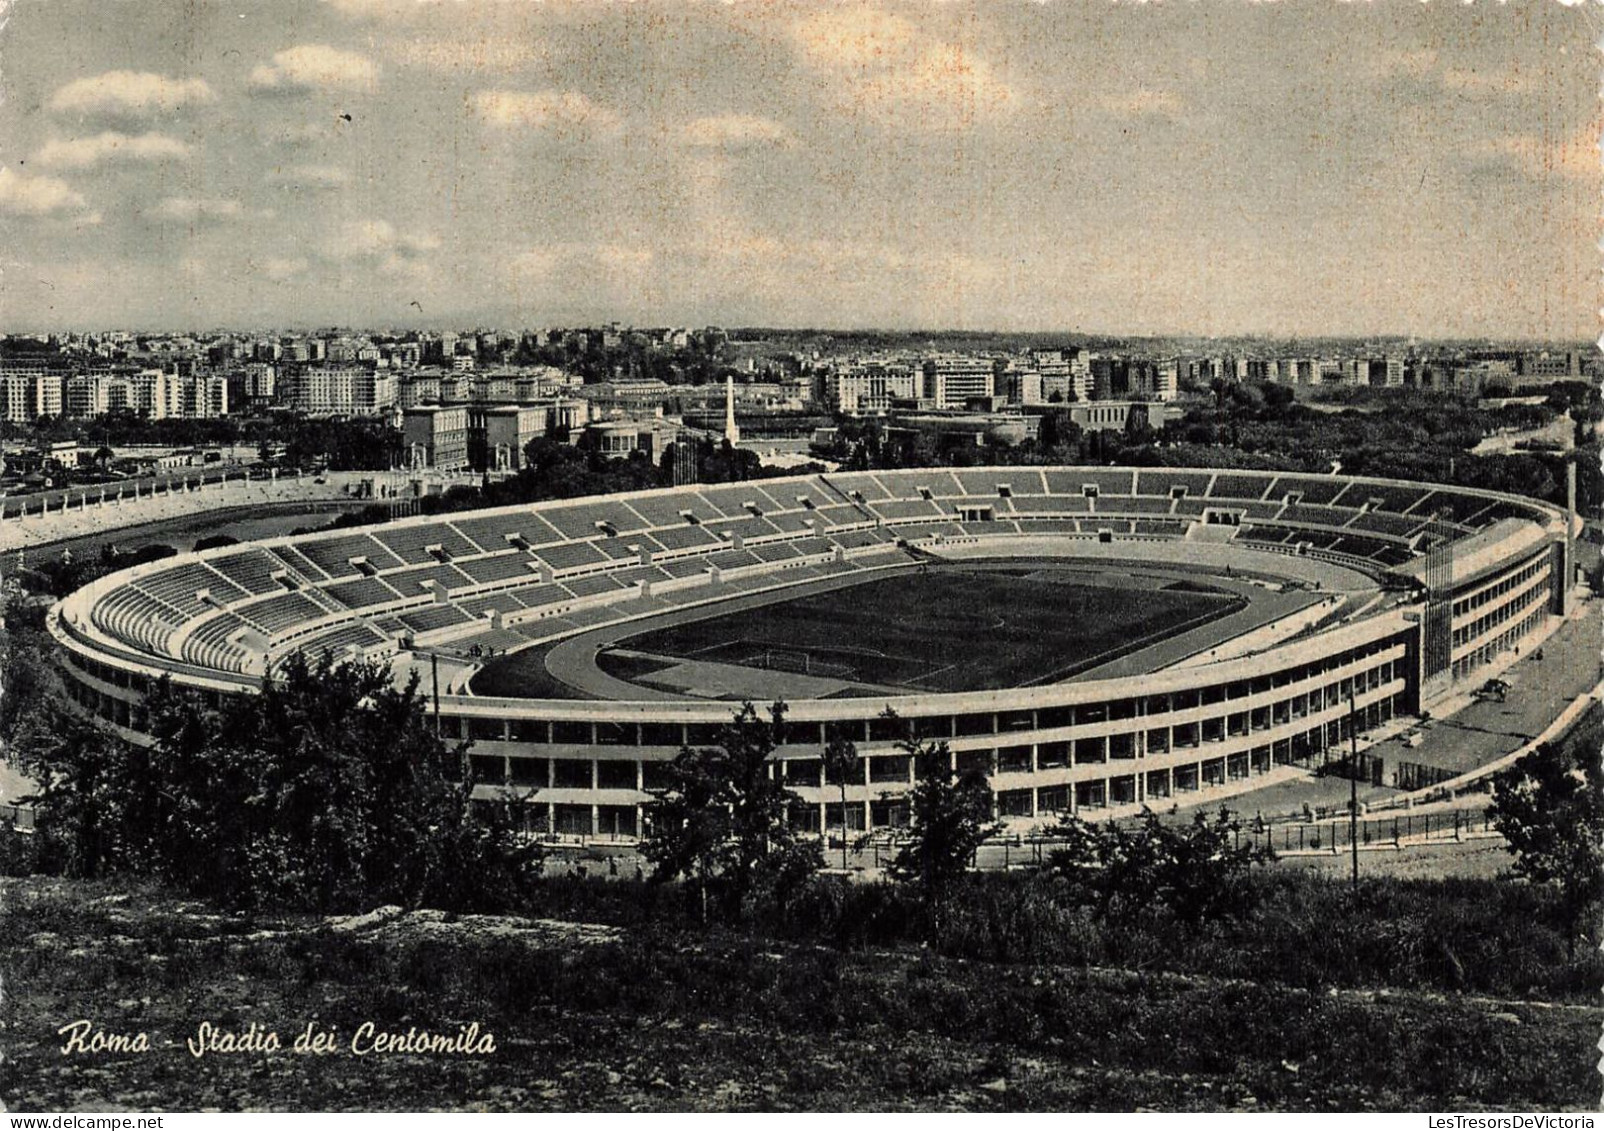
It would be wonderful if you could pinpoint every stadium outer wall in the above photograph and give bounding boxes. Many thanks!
[47,466,1573,840]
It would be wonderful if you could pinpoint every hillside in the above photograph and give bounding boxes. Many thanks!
[4,876,1598,1113]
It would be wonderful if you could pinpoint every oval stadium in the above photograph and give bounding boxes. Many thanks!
[48,466,1578,841]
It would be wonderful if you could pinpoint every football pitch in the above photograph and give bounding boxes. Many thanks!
[610,564,1243,694]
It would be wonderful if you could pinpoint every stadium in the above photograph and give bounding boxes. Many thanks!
[49,466,1577,841]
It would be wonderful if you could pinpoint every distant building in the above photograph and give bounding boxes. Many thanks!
[827,361,920,415]
[281,366,396,415]
[585,417,676,462]
[402,405,470,471]
[0,369,63,423]
[923,355,995,409]
[471,404,548,472]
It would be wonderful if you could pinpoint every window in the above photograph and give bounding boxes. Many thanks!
[553,759,592,789]
[596,760,637,790]
[508,757,548,786]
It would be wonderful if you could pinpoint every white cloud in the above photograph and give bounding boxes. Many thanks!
[249,44,378,93]
[265,164,352,189]
[34,131,191,170]
[153,197,244,222]
[49,71,216,116]
[0,167,88,216]
[1098,88,1183,119]
[790,8,921,70]
[471,89,623,139]
[681,114,794,151]
[263,256,310,281]
[387,36,542,72]
[323,219,440,261]
[788,9,1016,130]
[1477,119,1600,182]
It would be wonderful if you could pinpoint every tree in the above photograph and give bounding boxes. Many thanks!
[17,650,543,912]
[1488,706,1604,952]
[641,701,822,921]
[1046,807,1274,927]
[821,734,862,870]
[887,730,1001,926]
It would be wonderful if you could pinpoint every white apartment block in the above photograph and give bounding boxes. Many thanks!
[0,370,63,424]
[827,362,919,414]
[923,355,995,409]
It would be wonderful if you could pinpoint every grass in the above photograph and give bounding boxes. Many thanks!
[610,565,1239,693]
[6,871,1600,1112]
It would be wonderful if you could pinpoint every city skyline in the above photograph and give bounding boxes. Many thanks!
[0,1,1597,340]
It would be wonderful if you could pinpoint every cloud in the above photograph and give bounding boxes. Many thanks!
[249,44,378,94]
[34,131,190,170]
[788,8,1016,129]
[152,197,244,222]
[265,163,352,189]
[1477,118,1600,183]
[681,114,794,152]
[0,167,88,216]
[471,89,623,139]
[49,71,216,117]
[387,36,542,73]
[1097,88,1184,119]
[790,8,921,70]
[323,219,440,261]
[263,256,310,281]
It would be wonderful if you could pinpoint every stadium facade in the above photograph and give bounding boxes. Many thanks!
[50,467,1574,839]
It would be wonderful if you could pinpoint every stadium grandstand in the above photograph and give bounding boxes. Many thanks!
[50,466,1579,841]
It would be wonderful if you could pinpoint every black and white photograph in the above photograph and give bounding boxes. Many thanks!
[0,0,1600,1116]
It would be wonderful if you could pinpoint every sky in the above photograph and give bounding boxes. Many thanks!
[0,0,1597,338]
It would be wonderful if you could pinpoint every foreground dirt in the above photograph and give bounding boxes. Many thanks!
[4,878,1599,1112]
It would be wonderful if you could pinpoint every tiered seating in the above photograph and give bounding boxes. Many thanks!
[386,561,473,596]
[750,543,804,563]
[207,550,285,596]
[516,583,576,609]
[1134,470,1214,498]
[455,553,540,585]
[398,605,473,634]
[457,593,527,619]
[874,499,946,521]
[1096,496,1172,516]
[298,534,407,578]
[1063,469,1135,496]
[137,563,250,618]
[708,549,763,570]
[372,523,478,565]
[1265,476,1348,504]
[240,592,329,636]
[650,525,722,552]
[324,576,402,610]
[534,540,612,572]
[565,574,628,598]
[77,469,1552,681]
[268,545,327,580]
[1351,484,1432,514]
[181,613,252,673]
[290,621,387,655]
[452,512,562,553]
[1347,511,1425,538]
[92,587,183,656]
[705,515,782,541]
[1012,496,1090,515]
[1280,503,1353,528]
[1207,474,1271,501]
